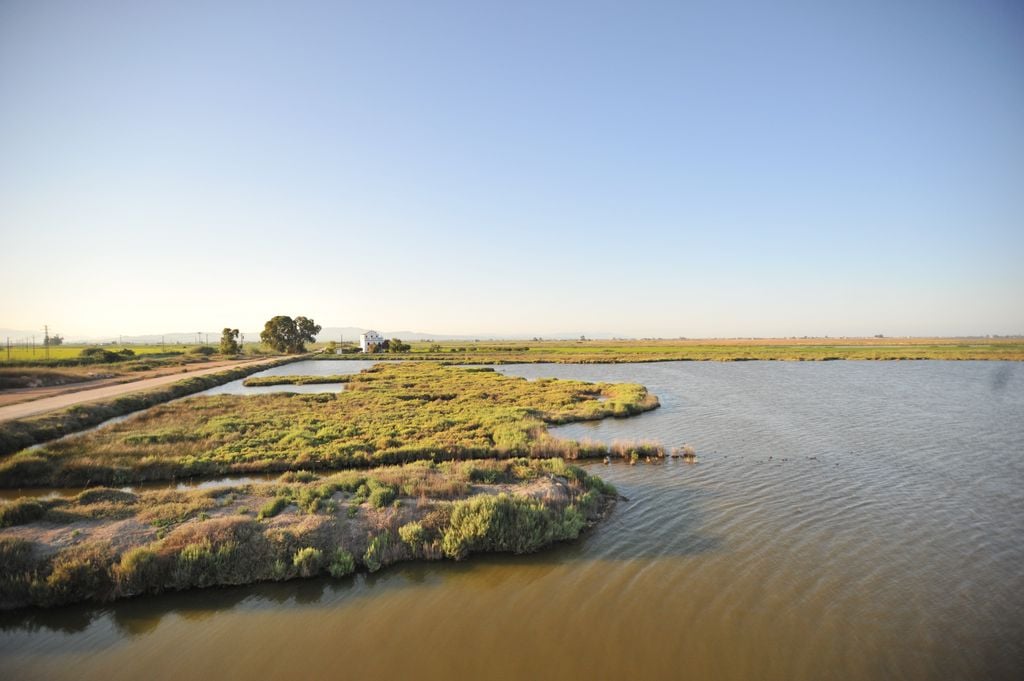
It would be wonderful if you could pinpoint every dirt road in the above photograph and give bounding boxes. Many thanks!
[0,357,287,422]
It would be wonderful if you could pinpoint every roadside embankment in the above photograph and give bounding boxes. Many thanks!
[0,357,298,457]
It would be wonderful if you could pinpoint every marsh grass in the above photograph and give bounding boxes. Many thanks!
[313,337,1024,363]
[2,363,659,487]
[0,458,614,609]
[242,375,353,386]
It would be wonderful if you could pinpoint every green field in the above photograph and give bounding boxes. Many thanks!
[0,344,197,362]
[314,337,1024,362]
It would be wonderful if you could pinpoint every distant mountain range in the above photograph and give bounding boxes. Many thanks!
[0,326,619,344]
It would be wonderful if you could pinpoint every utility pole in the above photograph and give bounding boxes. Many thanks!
[44,325,50,360]
[5,337,9,361]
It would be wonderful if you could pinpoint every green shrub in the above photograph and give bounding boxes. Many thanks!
[353,483,371,504]
[79,347,135,363]
[441,493,586,560]
[258,497,289,519]
[114,546,160,595]
[76,487,138,505]
[328,549,356,578]
[398,521,426,548]
[43,541,115,605]
[363,532,391,572]
[292,547,324,577]
[368,484,397,508]
[0,537,37,605]
[279,470,318,483]
[172,538,240,588]
[0,498,48,527]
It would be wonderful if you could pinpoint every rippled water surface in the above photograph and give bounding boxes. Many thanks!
[2,361,1022,680]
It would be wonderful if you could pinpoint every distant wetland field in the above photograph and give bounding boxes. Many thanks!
[318,336,1024,362]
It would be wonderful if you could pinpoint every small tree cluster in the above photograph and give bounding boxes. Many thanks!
[259,316,321,354]
[220,328,240,355]
[388,338,411,353]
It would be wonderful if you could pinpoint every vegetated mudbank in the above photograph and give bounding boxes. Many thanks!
[0,458,616,609]
[242,374,353,387]
[0,362,660,487]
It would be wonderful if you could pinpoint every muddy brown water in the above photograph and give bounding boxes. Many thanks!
[1,361,1022,680]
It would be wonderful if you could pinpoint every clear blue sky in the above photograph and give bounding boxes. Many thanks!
[1,0,1022,338]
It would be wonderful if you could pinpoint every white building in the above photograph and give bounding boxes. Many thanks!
[360,330,384,353]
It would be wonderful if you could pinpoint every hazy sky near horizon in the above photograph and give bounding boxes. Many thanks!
[2,0,1022,339]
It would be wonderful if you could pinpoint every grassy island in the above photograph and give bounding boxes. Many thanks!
[0,363,659,487]
[0,458,616,609]
[241,374,353,386]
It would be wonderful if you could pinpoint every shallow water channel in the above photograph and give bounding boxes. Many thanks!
[1,361,1022,680]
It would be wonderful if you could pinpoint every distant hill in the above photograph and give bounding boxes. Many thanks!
[315,327,619,342]
[0,326,621,345]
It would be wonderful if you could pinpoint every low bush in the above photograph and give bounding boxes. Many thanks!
[41,541,115,606]
[328,548,356,578]
[363,532,392,572]
[79,348,135,363]
[114,546,160,596]
[399,521,426,548]
[441,493,588,560]
[258,497,289,520]
[0,498,49,527]
[367,482,397,508]
[292,547,324,577]
[0,537,37,606]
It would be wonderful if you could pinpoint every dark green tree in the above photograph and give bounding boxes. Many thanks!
[220,328,240,355]
[260,315,322,353]
[388,338,411,353]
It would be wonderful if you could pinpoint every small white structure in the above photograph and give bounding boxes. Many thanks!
[360,330,384,353]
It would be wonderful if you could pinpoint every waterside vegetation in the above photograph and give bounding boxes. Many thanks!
[0,363,659,487]
[242,375,353,387]
[312,337,1024,363]
[0,458,616,609]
